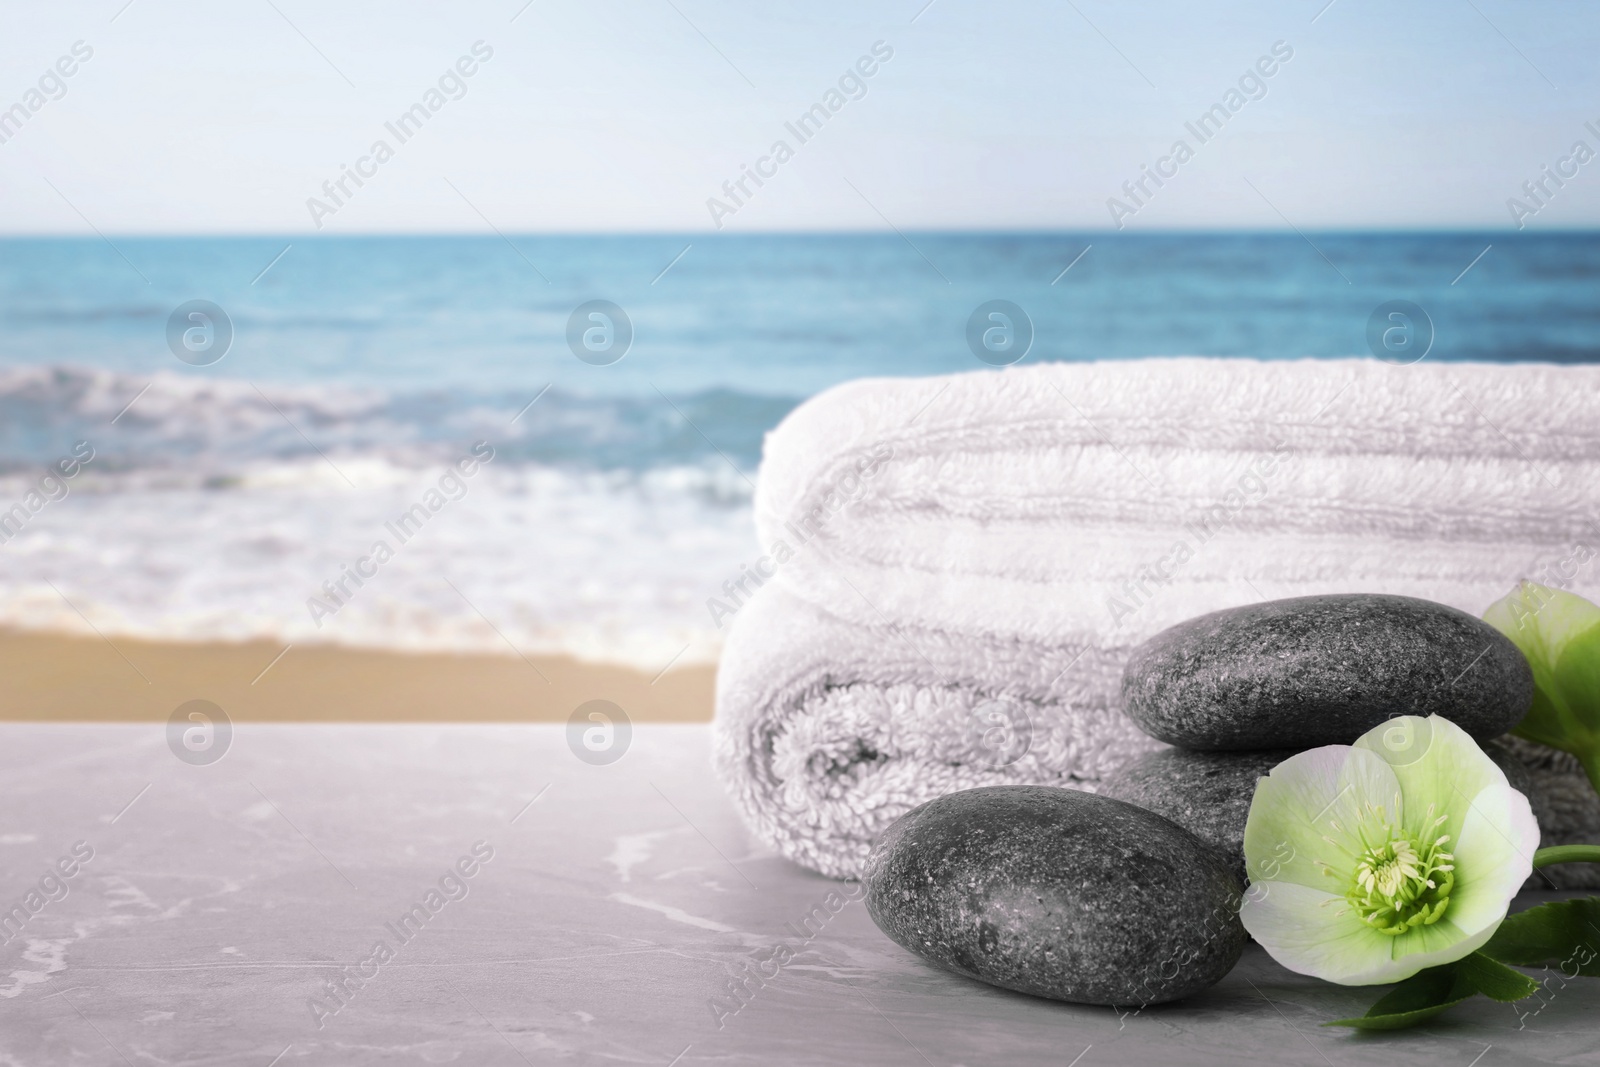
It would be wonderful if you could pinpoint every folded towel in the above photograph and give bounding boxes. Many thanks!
[715,581,1160,877]
[713,357,1600,880]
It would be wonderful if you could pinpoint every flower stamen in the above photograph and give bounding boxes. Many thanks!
[1344,816,1455,936]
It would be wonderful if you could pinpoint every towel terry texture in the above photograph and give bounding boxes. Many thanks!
[711,357,1600,884]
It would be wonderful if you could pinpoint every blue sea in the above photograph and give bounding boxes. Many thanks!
[1,232,1596,666]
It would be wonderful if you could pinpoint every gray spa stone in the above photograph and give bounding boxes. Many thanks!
[1098,742,1534,887]
[863,785,1246,1007]
[1484,737,1536,802]
[1121,594,1533,750]
[1098,748,1294,887]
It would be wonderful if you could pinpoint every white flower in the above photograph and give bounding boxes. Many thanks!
[1240,715,1538,985]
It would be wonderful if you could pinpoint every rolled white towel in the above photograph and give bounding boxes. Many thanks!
[714,581,1160,877]
[713,357,1600,879]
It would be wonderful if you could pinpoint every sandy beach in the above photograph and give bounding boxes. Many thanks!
[0,629,715,722]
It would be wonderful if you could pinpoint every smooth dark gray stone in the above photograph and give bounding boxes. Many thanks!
[1484,737,1536,801]
[1121,594,1533,750]
[1100,739,1541,892]
[863,785,1246,1007]
[1098,749,1294,887]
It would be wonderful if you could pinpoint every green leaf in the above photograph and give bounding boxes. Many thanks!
[1324,964,1476,1030]
[1455,951,1542,1001]
[1483,897,1600,977]
[1484,584,1600,795]
[1325,952,1549,1030]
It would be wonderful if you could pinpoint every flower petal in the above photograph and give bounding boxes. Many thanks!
[1387,916,1498,976]
[1443,781,1539,936]
[1484,582,1600,679]
[1244,881,1496,985]
[1240,880,1401,985]
[1353,715,1502,845]
[1243,745,1400,891]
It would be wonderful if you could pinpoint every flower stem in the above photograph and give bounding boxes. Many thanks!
[1532,844,1600,868]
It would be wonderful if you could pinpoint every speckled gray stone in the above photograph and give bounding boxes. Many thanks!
[1499,734,1600,890]
[1098,742,1536,888]
[1098,749,1294,887]
[1121,594,1533,750]
[863,785,1247,1007]
[1484,738,1536,803]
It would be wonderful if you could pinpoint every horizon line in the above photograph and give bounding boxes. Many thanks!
[1,226,1597,239]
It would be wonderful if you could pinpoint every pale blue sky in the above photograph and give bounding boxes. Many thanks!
[1,0,1597,232]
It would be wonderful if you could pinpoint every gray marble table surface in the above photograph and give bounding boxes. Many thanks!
[0,724,1593,1066]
